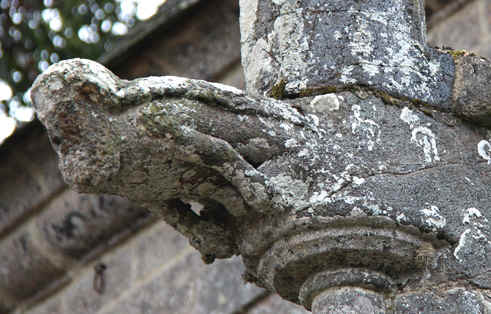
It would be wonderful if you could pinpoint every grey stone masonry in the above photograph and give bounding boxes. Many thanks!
[240,0,454,105]
[31,0,490,313]
[3,0,489,313]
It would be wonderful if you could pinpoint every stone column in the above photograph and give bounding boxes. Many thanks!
[240,0,453,104]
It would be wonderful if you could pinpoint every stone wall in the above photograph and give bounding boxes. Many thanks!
[0,0,488,313]
[428,0,491,57]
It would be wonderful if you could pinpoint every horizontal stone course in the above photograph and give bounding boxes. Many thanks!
[26,222,264,314]
[0,227,65,310]
[0,128,64,236]
[111,0,240,82]
[35,190,152,259]
[100,254,264,314]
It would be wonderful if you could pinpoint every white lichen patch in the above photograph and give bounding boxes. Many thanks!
[309,115,320,127]
[263,99,304,125]
[210,82,244,94]
[120,76,192,100]
[453,227,487,263]
[342,3,443,103]
[285,138,298,148]
[362,63,379,77]
[309,164,370,208]
[46,76,64,92]
[309,190,330,205]
[462,207,489,230]
[400,107,420,128]
[463,208,484,225]
[80,59,121,94]
[242,38,274,95]
[309,94,340,112]
[297,148,309,158]
[454,207,489,263]
[333,30,342,40]
[352,176,365,185]
[351,105,381,151]
[349,9,374,58]
[396,213,408,224]
[155,76,190,90]
[239,0,259,43]
[363,201,384,215]
[350,207,366,217]
[238,115,248,122]
[453,229,472,262]
[272,0,286,5]
[420,205,446,231]
[39,59,120,96]
[411,127,440,163]
[272,9,310,86]
[400,107,440,163]
[269,173,309,210]
[428,60,441,76]
[340,65,357,84]
[280,122,294,132]
[477,140,491,164]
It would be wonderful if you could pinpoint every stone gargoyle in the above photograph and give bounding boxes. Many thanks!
[31,0,490,313]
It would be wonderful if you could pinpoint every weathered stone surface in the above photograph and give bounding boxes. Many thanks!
[132,221,191,280]
[31,56,490,313]
[239,0,454,106]
[31,222,191,314]
[299,269,394,310]
[30,0,491,313]
[394,288,487,313]
[98,255,264,314]
[35,190,151,258]
[0,128,64,235]
[311,287,385,314]
[23,294,63,314]
[247,294,309,314]
[0,227,65,307]
[452,53,491,127]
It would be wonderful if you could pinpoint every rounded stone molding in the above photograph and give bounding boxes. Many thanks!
[241,216,439,306]
[311,287,386,314]
[299,269,394,310]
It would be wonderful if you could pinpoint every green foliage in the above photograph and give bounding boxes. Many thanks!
[0,0,158,142]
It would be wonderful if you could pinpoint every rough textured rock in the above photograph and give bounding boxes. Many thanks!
[31,0,490,313]
[239,0,454,106]
[452,53,491,127]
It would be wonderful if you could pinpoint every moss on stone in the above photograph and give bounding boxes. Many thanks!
[270,78,287,100]
[447,49,467,59]
[298,86,339,97]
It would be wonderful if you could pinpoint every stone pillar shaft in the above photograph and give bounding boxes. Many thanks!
[240,0,454,105]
